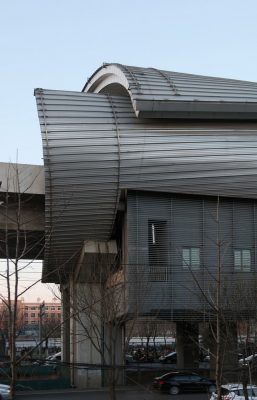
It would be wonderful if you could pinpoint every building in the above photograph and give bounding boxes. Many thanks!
[23,301,62,325]
[0,300,61,329]
[35,64,257,387]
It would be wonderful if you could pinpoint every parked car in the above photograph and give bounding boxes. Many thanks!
[239,354,257,366]
[44,351,61,365]
[153,371,216,395]
[210,384,257,400]
[0,384,11,400]
[125,353,134,363]
[159,351,177,364]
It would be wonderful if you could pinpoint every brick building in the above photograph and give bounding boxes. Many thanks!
[0,299,62,330]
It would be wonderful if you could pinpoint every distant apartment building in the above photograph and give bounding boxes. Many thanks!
[0,299,62,330]
[23,301,62,325]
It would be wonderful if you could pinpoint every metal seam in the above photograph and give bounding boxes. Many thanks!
[151,67,180,96]
[106,94,121,239]
[37,89,53,261]
[118,64,142,94]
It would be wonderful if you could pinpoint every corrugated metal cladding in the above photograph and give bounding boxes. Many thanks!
[127,191,257,321]
[84,64,257,119]
[35,65,257,282]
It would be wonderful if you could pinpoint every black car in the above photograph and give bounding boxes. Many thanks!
[159,351,177,364]
[153,371,216,395]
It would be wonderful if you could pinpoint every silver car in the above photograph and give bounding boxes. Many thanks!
[211,384,257,400]
[0,384,11,400]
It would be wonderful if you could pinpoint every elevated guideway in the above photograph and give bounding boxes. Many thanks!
[0,162,45,260]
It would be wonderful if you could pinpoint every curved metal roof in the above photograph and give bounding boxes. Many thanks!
[84,63,257,119]
[35,64,257,282]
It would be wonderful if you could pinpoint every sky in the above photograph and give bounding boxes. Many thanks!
[1,0,257,299]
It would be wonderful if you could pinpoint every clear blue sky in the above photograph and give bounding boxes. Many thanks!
[1,0,257,166]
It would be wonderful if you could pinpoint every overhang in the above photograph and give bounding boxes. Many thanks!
[84,64,257,119]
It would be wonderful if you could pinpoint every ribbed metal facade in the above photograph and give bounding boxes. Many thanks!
[127,191,257,320]
[35,64,257,284]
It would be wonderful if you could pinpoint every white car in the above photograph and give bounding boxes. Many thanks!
[0,384,11,400]
[239,354,257,366]
[44,351,61,365]
[210,384,257,400]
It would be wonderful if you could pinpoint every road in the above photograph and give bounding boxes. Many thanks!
[16,388,212,400]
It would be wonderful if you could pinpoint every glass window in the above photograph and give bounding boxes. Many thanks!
[148,220,168,282]
[234,249,251,272]
[51,307,55,310]
[31,313,35,317]
[182,248,190,268]
[182,248,200,270]
[30,307,35,310]
[189,375,201,382]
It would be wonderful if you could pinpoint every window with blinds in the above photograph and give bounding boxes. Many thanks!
[148,220,168,281]
[234,249,251,272]
[182,247,200,270]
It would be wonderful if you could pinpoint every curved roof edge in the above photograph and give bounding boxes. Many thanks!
[83,63,257,120]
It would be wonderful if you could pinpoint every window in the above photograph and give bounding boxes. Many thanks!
[31,313,35,317]
[30,307,35,310]
[58,313,61,318]
[148,220,168,281]
[234,249,251,272]
[58,306,61,310]
[182,248,200,270]
[51,313,55,318]
[45,306,48,310]
[51,307,55,310]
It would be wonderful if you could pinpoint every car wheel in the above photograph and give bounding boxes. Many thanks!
[208,385,216,393]
[169,386,179,395]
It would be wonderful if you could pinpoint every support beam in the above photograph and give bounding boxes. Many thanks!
[176,322,199,370]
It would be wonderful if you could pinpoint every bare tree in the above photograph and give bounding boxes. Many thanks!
[69,249,151,400]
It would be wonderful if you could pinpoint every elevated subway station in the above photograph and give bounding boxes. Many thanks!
[34,64,257,387]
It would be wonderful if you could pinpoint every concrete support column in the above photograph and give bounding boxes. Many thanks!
[73,283,102,388]
[70,240,119,389]
[61,285,71,383]
[209,321,238,382]
[103,322,125,386]
[61,286,70,363]
[176,321,199,370]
